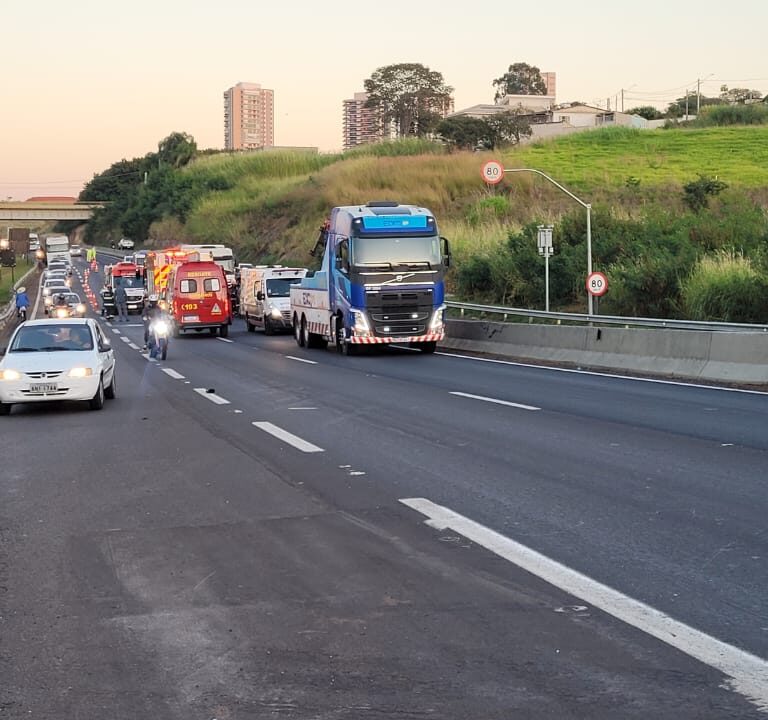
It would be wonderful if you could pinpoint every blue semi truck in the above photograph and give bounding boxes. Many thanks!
[290,201,451,355]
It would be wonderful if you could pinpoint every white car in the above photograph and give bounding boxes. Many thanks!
[69,245,83,257]
[0,318,116,415]
[117,238,135,250]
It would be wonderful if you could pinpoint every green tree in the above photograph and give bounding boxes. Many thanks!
[437,116,492,150]
[157,131,197,168]
[626,106,664,120]
[719,85,764,105]
[364,63,454,137]
[665,94,720,117]
[485,110,533,146]
[492,62,546,101]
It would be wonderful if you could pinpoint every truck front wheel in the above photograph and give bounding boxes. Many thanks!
[295,316,305,347]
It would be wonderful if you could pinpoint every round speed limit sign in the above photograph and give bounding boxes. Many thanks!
[481,160,505,185]
[586,271,609,297]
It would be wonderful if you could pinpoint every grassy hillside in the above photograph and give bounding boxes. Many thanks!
[513,125,768,189]
[160,126,768,270]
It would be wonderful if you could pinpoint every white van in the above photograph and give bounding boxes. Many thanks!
[240,266,307,334]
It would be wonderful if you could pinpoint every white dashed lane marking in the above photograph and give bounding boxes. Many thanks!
[252,421,323,453]
[285,356,317,365]
[193,388,230,405]
[450,391,540,412]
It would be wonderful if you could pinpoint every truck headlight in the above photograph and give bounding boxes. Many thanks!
[270,307,283,320]
[429,304,446,333]
[351,309,371,337]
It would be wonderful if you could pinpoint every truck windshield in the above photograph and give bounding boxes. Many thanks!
[266,278,303,297]
[352,235,441,269]
[214,256,235,273]
[114,276,143,289]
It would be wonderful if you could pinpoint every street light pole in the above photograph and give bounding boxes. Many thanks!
[502,168,594,315]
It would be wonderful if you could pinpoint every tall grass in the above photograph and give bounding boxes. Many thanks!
[681,251,768,322]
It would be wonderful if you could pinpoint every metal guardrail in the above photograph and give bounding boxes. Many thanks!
[445,301,768,333]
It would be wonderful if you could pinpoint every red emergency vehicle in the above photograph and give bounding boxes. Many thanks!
[165,257,232,337]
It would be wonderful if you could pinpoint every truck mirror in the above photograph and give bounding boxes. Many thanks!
[256,291,264,301]
[440,236,452,267]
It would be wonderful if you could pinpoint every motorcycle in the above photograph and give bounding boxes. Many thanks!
[148,318,170,360]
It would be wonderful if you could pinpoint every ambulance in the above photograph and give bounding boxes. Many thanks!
[164,256,232,337]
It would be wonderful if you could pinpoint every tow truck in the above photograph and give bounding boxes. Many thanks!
[290,201,451,355]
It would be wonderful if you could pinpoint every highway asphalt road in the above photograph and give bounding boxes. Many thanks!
[0,256,766,718]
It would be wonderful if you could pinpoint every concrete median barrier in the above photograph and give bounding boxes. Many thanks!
[442,319,768,385]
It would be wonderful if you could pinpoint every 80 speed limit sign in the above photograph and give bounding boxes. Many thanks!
[586,271,609,296]
[481,160,505,185]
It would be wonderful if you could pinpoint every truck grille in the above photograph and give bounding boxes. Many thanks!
[366,290,433,337]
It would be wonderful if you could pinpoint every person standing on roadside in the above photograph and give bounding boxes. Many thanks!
[114,282,129,322]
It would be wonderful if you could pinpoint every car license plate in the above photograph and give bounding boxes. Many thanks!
[30,383,58,393]
[183,315,199,323]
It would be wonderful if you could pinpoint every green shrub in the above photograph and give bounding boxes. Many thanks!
[683,175,728,212]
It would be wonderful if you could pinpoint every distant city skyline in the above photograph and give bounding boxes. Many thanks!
[1,0,765,200]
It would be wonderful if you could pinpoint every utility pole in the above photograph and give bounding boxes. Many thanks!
[697,78,702,115]
[621,89,624,112]
[685,90,689,121]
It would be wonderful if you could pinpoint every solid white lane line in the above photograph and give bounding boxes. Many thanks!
[252,421,324,453]
[216,337,234,343]
[450,391,540,411]
[436,351,768,397]
[285,355,317,365]
[288,407,318,411]
[162,368,185,380]
[193,388,230,405]
[400,497,768,711]
[128,342,140,350]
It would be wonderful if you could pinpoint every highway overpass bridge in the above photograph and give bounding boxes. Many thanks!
[0,201,105,221]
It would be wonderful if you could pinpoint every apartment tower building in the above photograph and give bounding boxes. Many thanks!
[224,82,274,150]
[342,92,384,150]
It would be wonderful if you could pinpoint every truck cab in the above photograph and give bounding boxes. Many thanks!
[100,262,145,315]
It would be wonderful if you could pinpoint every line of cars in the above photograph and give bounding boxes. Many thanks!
[41,256,86,319]
[1,251,116,415]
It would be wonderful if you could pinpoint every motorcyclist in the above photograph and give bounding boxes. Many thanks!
[15,287,30,319]
[142,294,164,350]
[51,292,70,317]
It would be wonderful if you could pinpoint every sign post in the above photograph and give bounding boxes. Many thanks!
[537,225,554,312]
[482,163,594,314]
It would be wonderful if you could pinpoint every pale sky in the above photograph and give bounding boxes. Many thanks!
[1,0,766,200]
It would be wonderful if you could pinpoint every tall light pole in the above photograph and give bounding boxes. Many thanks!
[697,73,715,115]
[483,164,595,314]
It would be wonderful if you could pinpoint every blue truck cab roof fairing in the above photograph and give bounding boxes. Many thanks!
[330,204,438,238]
